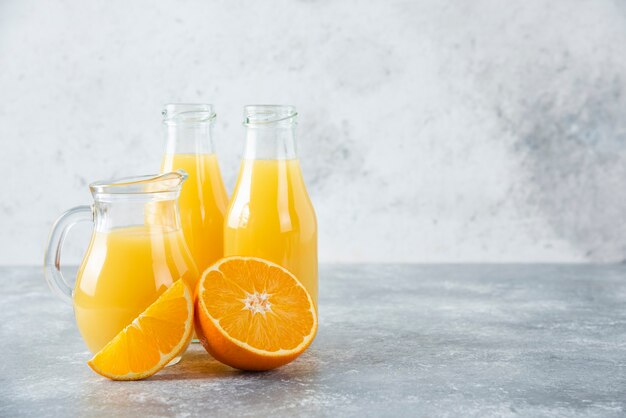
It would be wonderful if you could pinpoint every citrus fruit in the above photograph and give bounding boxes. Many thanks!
[87,279,194,380]
[195,256,318,371]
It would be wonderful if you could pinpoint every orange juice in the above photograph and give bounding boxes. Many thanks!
[162,153,228,273]
[73,225,198,353]
[224,159,318,304]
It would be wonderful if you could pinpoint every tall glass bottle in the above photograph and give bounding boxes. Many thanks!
[225,105,318,305]
[161,104,228,274]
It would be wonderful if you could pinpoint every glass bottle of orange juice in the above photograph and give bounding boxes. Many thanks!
[161,104,228,274]
[225,105,318,305]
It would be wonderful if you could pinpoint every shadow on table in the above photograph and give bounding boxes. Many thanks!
[149,346,242,380]
[148,344,320,381]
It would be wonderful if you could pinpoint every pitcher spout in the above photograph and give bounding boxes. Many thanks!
[89,170,188,200]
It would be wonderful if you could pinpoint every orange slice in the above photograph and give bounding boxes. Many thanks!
[87,279,194,380]
[195,256,318,371]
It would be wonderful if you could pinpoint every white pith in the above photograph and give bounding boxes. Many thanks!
[242,291,273,315]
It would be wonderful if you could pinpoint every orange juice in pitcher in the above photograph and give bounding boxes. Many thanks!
[74,225,195,352]
[225,105,318,304]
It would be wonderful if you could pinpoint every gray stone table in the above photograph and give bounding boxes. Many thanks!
[1,265,625,417]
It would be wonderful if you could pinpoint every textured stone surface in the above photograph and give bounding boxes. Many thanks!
[1,264,626,417]
[2,1,626,264]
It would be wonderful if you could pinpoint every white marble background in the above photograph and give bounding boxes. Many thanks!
[1,0,625,265]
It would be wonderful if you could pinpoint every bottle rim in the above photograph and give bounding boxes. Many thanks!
[162,103,216,125]
[243,105,297,126]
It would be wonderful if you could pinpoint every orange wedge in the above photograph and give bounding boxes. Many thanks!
[87,279,194,380]
[195,256,318,371]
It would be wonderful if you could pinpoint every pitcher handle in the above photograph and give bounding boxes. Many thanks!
[43,205,94,304]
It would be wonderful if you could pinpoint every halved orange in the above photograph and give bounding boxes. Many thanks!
[195,256,318,371]
[87,279,194,380]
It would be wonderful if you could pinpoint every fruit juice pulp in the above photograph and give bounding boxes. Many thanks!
[162,153,228,274]
[224,159,318,304]
[73,225,198,354]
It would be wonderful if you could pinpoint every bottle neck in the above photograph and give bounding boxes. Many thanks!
[243,125,297,160]
[165,123,216,155]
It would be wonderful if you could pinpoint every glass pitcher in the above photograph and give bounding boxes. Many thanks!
[44,171,198,354]
[161,104,228,274]
[224,105,318,305]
